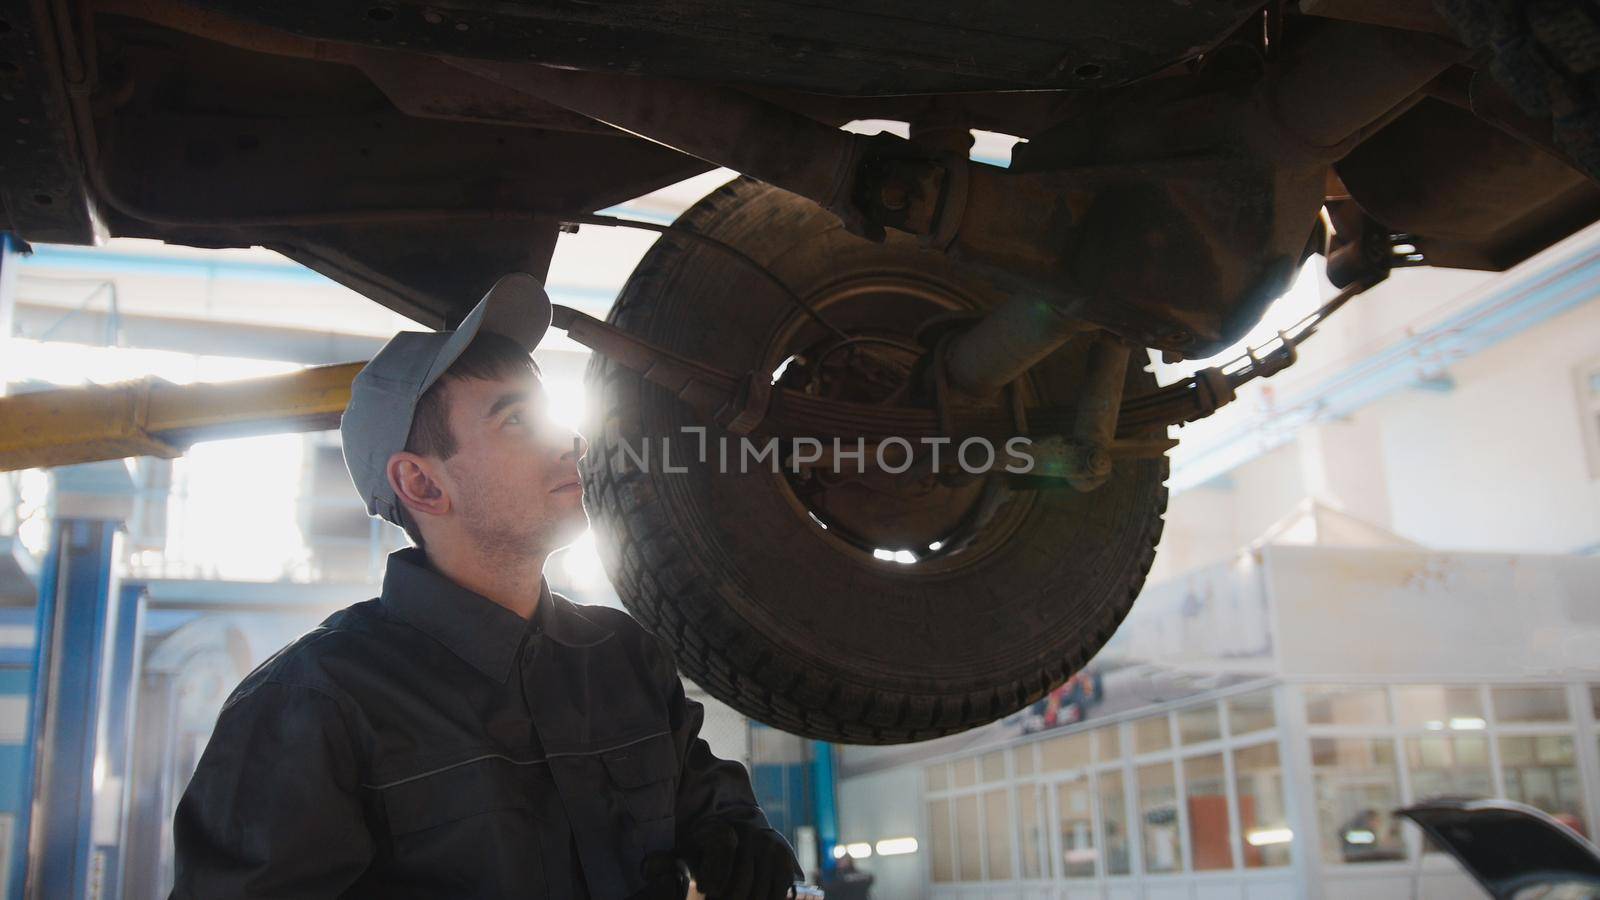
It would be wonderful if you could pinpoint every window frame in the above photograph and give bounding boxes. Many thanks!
[1572,355,1600,480]
[917,681,1291,891]
[1295,680,1600,873]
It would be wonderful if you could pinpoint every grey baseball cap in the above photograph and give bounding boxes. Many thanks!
[340,272,552,527]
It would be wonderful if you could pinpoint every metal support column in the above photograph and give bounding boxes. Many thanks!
[0,235,18,349]
[119,671,177,900]
[20,519,122,900]
[91,583,145,900]
[810,740,839,877]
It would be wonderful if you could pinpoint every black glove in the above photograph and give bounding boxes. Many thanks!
[630,853,690,900]
[682,820,803,900]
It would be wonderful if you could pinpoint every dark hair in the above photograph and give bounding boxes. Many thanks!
[405,332,537,459]
[397,332,538,544]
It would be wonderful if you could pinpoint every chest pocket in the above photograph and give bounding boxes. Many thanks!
[378,754,541,835]
[600,732,678,826]
[370,754,552,896]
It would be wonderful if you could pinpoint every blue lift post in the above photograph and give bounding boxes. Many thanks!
[18,519,123,900]
[811,740,839,878]
[93,583,146,900]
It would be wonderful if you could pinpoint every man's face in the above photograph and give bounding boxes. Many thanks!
[433,370,589,557]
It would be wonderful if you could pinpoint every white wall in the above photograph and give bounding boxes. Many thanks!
[1377,297,1600,554]
[836,766,927,899]
[1230,444,1315,548]
[1268,544,1600,679]
[1296,416,1393,531]
[1150,442,1310,585]
[1147,483,1238,585]
[1156,283,1600,584]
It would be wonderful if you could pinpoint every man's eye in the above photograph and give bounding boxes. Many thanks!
[505,412,524,425]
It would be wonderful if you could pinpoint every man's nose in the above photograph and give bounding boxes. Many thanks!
[561,429,589,462]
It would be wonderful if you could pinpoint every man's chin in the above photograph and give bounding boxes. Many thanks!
[549,506,591,551]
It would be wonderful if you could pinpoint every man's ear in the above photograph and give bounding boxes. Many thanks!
[387,451,450,523]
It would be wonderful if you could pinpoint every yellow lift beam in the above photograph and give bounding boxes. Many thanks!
[0,363,363,471]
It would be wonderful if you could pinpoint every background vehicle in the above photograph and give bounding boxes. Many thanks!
[1400,799,1600,899]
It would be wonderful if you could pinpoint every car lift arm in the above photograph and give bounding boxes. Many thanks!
[0,362,361,470]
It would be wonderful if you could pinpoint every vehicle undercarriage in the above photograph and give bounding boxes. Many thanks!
[3,0,1597,741]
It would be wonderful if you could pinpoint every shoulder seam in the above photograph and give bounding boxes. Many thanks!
[223,675,357,722]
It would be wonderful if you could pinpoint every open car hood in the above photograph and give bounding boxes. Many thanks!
[1398,800,1600,899]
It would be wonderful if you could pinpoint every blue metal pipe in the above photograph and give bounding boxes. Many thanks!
[93,583,146,900]
[811,740,839,877]
[10,529,61,900]
[20,519,121,900]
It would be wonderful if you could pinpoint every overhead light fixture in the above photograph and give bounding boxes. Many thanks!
[1246,827,1293,846]
[846,843,873,859]
[831,845,847,859]
[1343,829,1376,845]
[875,837,918,856]
[1449,716,1486,730]
[1063,848,1099,864]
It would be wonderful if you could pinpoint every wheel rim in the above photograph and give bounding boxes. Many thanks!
[757,272,1039,576]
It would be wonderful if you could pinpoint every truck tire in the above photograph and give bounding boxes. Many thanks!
[582,177,1169,744]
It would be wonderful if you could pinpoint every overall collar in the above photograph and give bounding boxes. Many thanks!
[379,548,612,683]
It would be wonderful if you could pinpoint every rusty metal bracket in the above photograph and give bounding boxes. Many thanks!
[553,293,1375,474]
[1064,336,1133,491]
[1119,276,1378,430]
[1192,367,1238,419]
[718,371,775,437]
[924,152,970,252]
[552,305,1203,484]
[551,305,737,422]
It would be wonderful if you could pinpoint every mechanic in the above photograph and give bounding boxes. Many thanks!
[170,273,801,899]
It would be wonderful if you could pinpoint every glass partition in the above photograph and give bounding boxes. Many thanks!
[1235,742,1292,868]
[983,789,1013,880]
[1310,737,1404,864]
[1137,761,1182,873]
[1056,772,1097,878]
[1099,768,1133,876]
[1183,753,1231,870]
